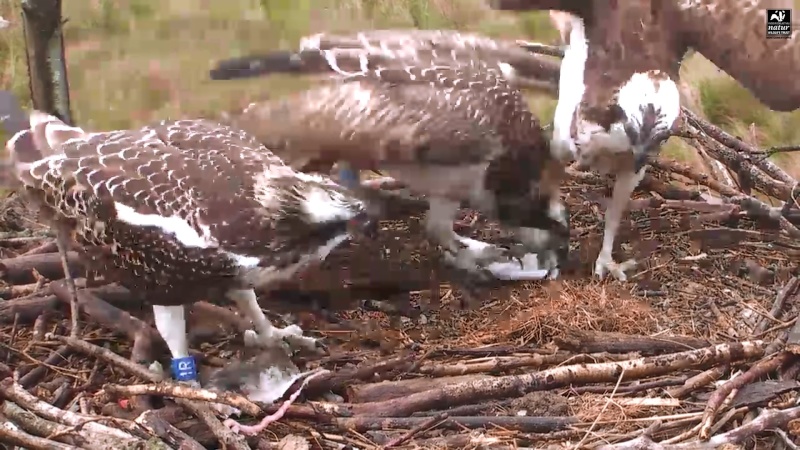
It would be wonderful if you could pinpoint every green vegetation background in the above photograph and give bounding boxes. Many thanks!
[1,0,798,177]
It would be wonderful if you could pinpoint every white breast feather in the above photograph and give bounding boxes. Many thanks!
[551,16,588,162]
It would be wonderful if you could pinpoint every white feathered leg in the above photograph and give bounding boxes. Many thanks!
[594,168,646,281]
[227,288,320,353]
[152,305,199,385]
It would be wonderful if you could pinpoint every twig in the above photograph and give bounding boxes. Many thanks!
[755,277,799,336]
[103,382,261,417]
[0,412,79,450]
[337,415,576,433]
[1,401,86,448]
[133,410,205,450]
[0,378,142,447]
[576,368,625,448]
[667,366,728,399]
[47,333,252,450]
[383,413,448,448]
[698,351,793,440]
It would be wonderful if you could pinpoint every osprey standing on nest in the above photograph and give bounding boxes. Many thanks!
[209,29,563,191]
[490,0,800,281]
[7,111,376,384]
[209,44,570,288]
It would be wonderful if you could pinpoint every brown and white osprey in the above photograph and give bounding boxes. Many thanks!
[210,44,570,286]
[490,0,800,281]
[8,111,375,384]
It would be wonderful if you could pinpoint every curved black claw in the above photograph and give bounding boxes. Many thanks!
[314,339,330,356]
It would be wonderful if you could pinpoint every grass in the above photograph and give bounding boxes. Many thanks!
[0,0,798,177]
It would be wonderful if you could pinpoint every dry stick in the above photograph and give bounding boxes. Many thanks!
[755,277,800,336]
[0,378,143,447]
[554,329,710,355]
[0,412,79,450]
[0,251,82,285]
[133,410,205,450]
[48,334,252,450]
[601,406,800,450]
[103,383,261,417]
[18,345,71,389]
[21,239,58,256]
[571,377,688,396]
[383,413,448,448]
[347,341,766,417]
[667,365,729,399]
[337,415,576,433]
[698,351,793,440]
[0,292,60,324]
[684,106,799,186]
[417,351,639,378]
[1,401,87,448]
[347,374,485,403]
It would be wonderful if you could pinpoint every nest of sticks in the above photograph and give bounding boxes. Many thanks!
[0,103,798,450]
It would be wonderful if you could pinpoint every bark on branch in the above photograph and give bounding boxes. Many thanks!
[346,341,766,417]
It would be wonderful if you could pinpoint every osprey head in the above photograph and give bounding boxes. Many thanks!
[291,174,378,239]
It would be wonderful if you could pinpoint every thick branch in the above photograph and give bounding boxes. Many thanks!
[348,341,766,417]
[698,351,793,439]
[0,378,142,447]
[554,330,710,355]
[0,412,78,450]
[336,415,578,433]
[48,334,252,450]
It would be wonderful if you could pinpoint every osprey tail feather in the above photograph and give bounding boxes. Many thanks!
[210,48,385,80]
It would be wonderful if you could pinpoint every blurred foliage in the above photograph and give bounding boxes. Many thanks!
[0,0,797,175]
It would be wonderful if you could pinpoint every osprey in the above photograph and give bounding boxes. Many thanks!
[209,29,563,189]
[490,0,800,281]
[7,111,375,383]
[210,46,570,287]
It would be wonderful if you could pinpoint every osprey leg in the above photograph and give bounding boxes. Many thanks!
[226,288,323,354]
[152,304,198,383]
[54,225,81,337]
[595,168,644,281]
[336,161,361,188]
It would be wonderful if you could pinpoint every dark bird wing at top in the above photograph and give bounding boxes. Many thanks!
[209,29,562,92]
[8,111,371,391]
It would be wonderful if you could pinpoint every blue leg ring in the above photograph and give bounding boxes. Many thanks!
[171,356,197,382]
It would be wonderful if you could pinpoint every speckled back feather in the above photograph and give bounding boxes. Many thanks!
[231,56,549,172]
[209,29,562,89]
[8,115,366,304]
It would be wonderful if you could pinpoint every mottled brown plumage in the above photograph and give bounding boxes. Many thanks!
[8,111,373,386]
[215,47,570,284]
[209,29,562,90]
[491,0,800,281]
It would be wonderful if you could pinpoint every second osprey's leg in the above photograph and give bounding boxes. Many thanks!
[424,198,523,274]
[226,288,324,354]
[152,304,198,384]
[595,168,645,281]
[54,224,80,337]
